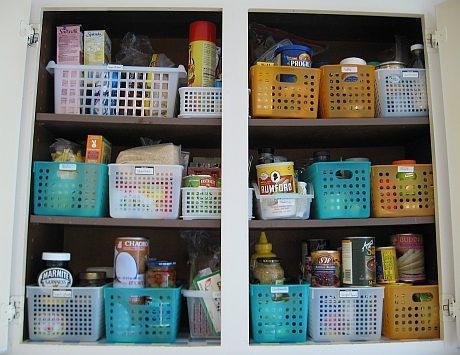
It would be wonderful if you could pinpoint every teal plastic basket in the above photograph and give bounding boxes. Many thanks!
[33,162,108,217]
[306,161,371,219]
[250,284,310,343]
[104,286,181,343]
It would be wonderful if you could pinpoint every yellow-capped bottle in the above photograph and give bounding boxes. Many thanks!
[250,232,276,273]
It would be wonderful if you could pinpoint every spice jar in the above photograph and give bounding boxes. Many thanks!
[146,260,177,288]
[77,271,106,287]
[37,252,73,288]
[253,257,285,285]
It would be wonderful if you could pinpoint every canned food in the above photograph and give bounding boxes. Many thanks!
[300,239,327,283]
[309,239,327,252]
[311,250,341,287]
[256,162,296,195]
[391,233,425,282]
[342,237,376,286]
[183,175,217,187]
[376,246,398,284]
[114,237,149,288]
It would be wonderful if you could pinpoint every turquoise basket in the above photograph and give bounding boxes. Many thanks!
[306,161,371,219]
[104,286,181,343]
[33,162,108,217]
[250,284,310,343]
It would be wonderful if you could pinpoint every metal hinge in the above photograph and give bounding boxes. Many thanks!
[427,29,446,49]
[19,21,39,46]
[443,295,459,320]
[0,297,22,323]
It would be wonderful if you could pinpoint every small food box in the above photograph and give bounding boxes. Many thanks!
[56,24,83,65]
[85,135,112,163]
[84,30,111,65]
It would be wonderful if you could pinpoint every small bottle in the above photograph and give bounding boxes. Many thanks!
[410,44,425,69]
[38,252,73,288]
[250,232,276,273]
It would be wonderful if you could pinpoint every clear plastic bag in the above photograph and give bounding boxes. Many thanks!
[115,143,181,165]
[115,32,154,67]
[49,138,84,162]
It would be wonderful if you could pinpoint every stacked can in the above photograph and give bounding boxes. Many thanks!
[342,237,376,286]
[300,239,327,283]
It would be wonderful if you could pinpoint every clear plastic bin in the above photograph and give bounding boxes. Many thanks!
[178,87,222,118]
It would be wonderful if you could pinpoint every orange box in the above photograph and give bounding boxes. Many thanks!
[85,135,111,163]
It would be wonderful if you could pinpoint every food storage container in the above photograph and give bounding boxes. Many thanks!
[250,284,310,343]
[178,87,222,118]
[33,162,108,217]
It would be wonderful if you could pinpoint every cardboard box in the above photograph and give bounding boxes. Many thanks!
[85,135,111,163]
[84,30,111,65]
[56,25,83,64]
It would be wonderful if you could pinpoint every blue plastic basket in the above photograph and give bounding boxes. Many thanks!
[250,284,310,343]
[104,286,181,343]
[306,161,371,219]
[33,162,108,217]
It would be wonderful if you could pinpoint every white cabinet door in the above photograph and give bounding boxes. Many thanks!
[436,0,460,346]
[0,0,31,351]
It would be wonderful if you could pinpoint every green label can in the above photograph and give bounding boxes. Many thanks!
[342,237,376,286]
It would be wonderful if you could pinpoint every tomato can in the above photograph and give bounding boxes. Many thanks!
[342,237,376,286]
[114,237,149,288]
[391,233,425,283]
[376,246,398,284]
[311,250,341,287]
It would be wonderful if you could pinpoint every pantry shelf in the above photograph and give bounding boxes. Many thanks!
[248,117,430,148]
[35,113,222,148]
[249,216,435,229]
[29,215,221,229]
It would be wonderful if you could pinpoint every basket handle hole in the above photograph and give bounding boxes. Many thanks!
[275,74,297,84]
[412,292,434,302]
[335,170,353,180]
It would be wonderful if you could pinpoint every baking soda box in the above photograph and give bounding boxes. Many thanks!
[56,25,83,64]
[84,30,111,65]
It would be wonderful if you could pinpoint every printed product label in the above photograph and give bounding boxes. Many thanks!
[258,172,295,195]
[135,167,154,175]
[342,241,353,284]
[188,40,216,87]
[362,239,376,284]
[38,268,73,288]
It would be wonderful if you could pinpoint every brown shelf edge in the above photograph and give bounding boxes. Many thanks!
[248,117,430,127]
[249,216,435,229]
[29,215,221,229]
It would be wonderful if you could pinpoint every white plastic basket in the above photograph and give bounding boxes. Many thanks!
[46,61,186,117]
[26,286,104,342]
[375,68,428,117]
[182,289,221,340]
[178,87,222,118]
[108,164,183,219]
[254,183,313,220]
[308,286,384,342]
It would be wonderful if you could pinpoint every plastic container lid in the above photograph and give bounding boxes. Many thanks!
[147,260,177,267]
[274,44,314,56]
[87,266,114,278]
[189,21,216,43]
[392,160,417,165]
[79,271,106,280]
[346,157,370,162]
[340,57,367,65]
[42,252,70,261]
[256,161,294,169]
[410,44,424,51]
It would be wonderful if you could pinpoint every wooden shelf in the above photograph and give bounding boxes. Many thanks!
[248,117,430,148]
[29,215,221,229]
[35,113,221,148]
[249,216,435,229]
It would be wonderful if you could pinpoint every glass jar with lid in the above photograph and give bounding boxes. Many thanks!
[253,257,285,285]
[146,260,177,288]
[77,271,107,287]
[37,252,73,288]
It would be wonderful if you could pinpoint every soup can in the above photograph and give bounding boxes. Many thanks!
[309,239,327,252]
[342,237,376,286]
[391,233,425,282]
[376,246,398,284]
[311,250,341,287]
[114,237,149,288]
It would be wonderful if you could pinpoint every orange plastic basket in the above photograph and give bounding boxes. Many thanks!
[319,64,375,118]
[371,164,435,217]
[250,65,321,119]
[383,284,440,340]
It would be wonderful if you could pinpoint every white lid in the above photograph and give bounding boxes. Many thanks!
[87,266,114,278]
[340,57,367,65]
[42,252,71,261]
[410,44,424,51]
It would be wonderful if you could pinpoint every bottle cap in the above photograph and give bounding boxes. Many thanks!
[255,232,273,253]
[42,252,71,261]
[189,21,216,43]
[410,44,424,51]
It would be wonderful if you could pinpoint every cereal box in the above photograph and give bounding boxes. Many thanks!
[84,30,111,65]
[56,25,83,64]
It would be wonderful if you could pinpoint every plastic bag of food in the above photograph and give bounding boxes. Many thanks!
[115,32,154,67]
[115,143,181,165]
[50,138,84,162]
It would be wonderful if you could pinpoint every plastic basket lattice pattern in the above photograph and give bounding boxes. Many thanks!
[182,290,220,339]
[250,65,321,119]
[308,287,384,341]
[108,164,183,219]
[371,164,434,217]
[383,284,440,339]
[320,64,375,118]
[306,161,371,219]
[250,284,310,343]
[33,162,108,217]
[375,69,428,117]
[181,187,221,219]
[47,61,186,117]
[104,286,181,343]
[26,286,104,341]
[179,87,222,118]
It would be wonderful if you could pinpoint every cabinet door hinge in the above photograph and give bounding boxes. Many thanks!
[0,296,22,323]
[443,295,459,320]
[19,21,39,46]
[427,29,446,49]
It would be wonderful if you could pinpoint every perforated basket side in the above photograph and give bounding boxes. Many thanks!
[182,290,220,340]
[26,286,104,342]
[179,87,222,118]
[181,187,222,219]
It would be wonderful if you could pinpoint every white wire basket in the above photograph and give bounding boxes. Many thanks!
[46,61,186,117]
[178,87,222,118]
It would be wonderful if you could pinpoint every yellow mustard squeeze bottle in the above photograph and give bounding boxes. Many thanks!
[250,232,276,273]
[187,21,216,87]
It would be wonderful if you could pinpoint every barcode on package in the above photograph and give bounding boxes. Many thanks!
[59,163,77,171]
[135,167,154,175]
[339,290,359,298]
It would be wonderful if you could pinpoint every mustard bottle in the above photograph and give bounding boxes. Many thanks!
[250,232,276,273]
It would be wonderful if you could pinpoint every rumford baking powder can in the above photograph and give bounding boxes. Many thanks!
[376,246,398,284]
[342,237,376,286]
[114,237,149,288]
